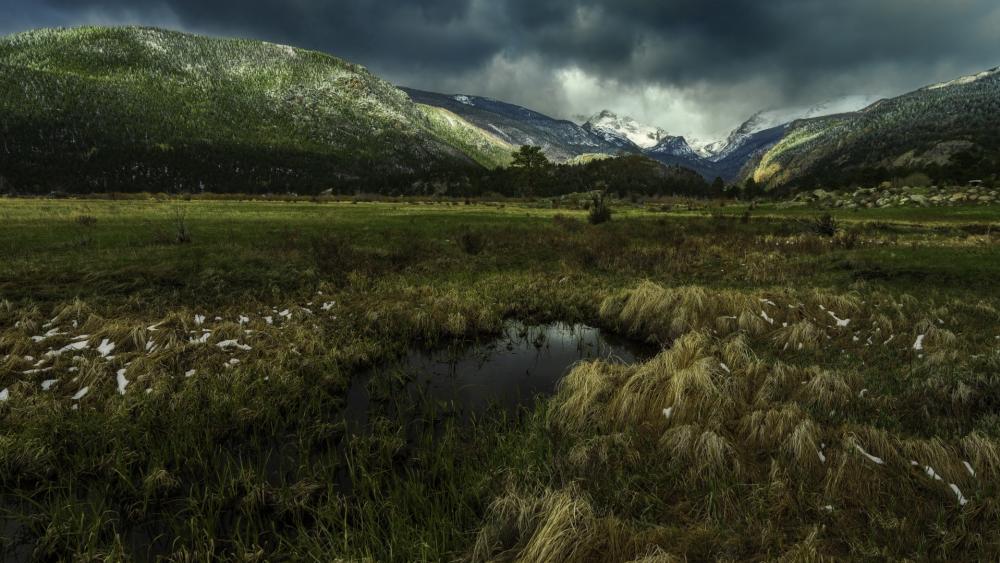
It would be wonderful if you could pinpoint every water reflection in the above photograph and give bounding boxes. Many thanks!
[345,321,656,429]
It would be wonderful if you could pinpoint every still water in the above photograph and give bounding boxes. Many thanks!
[345,321,656,429]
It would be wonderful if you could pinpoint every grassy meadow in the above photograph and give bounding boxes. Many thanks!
[1,197,1000,561]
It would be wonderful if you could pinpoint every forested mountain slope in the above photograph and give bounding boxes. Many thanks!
[0,26,509,194]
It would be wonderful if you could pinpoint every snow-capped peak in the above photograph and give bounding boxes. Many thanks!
[584,110,669,149]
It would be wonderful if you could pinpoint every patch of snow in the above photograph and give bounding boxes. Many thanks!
[217,340,251,351]
[0,388,8,401]
[854,444,884,465]
[453,95,474,106]
[72,386,89,400]
[97,339,115,357]
[962,461,976,477]
[45,340,89,358]
[116,369,129,395]
[913,334,925,351]
[662,406,673,419]
[41,379,58,390]
[190,332,211,344]
[827,311,851,327]
[949,483,968,506]
[719,362,731,373]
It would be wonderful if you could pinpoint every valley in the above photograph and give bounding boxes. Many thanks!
[1,21,999,563]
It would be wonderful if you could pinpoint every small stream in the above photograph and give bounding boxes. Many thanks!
[344,321,656,429]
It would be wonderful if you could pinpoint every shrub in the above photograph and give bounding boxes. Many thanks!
[457,228,487,255]
[811,213,839,237]
[587,193,612,225]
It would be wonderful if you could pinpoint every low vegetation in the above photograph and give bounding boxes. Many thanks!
[1,197,999,560]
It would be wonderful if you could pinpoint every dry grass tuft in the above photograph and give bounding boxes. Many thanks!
[472,485,596,563]
[799,368,852,410]
[773,320,825,351]
[553,361,631,432]
[961,432,1000,480]
[660,423,741,485]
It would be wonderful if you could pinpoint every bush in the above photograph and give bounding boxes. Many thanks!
[811,213,839,237]
[457,228,487,255]
[587,193,612,225]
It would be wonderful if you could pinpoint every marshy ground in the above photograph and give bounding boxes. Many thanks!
[1,197,999,561]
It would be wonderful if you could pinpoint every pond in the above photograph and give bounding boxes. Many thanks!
[344,321,656,430]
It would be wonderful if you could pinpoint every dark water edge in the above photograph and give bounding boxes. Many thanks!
[344,321,658,431]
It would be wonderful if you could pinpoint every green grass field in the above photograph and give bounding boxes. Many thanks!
[1,197,999,561]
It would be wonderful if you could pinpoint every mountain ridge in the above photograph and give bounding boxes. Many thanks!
[0,25,511,193]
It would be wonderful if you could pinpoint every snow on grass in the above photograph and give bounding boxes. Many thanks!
[41,379,58,390]
[949,483,968,506]
[827,311,851,327]
[854,444,884,465]
[184,369,196,378]
[963,461,976,478]
[116,368,129,395]
[923,465,943,481]
[817,449,827,463]
[31,327,63,342]
[913,334,925,351]
[760,311,775,325]
[719,362,731,374]
[190,332,211,344]
[45,339,89,358]
[321,301,335,311]
[72,386,89,400]
[0,388,8,401]
[217,339,251,351]
[97,339,115,357]
[662,406,673,419]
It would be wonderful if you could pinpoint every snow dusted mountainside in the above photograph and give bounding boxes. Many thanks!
[582,110,669,149]
[708,95,883,162]
[924,66,1000,90]
[402,88,627,161]
[750,67,1000,187]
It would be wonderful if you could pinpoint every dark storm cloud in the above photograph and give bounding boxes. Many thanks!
[3,0,999,137]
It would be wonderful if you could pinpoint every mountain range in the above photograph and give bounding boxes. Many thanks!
[1,25,997,194]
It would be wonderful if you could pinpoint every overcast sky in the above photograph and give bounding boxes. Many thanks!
[3,0,999,140]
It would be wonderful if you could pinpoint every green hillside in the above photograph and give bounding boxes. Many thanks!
[751,68,1000,189]
[0,26,506,194]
